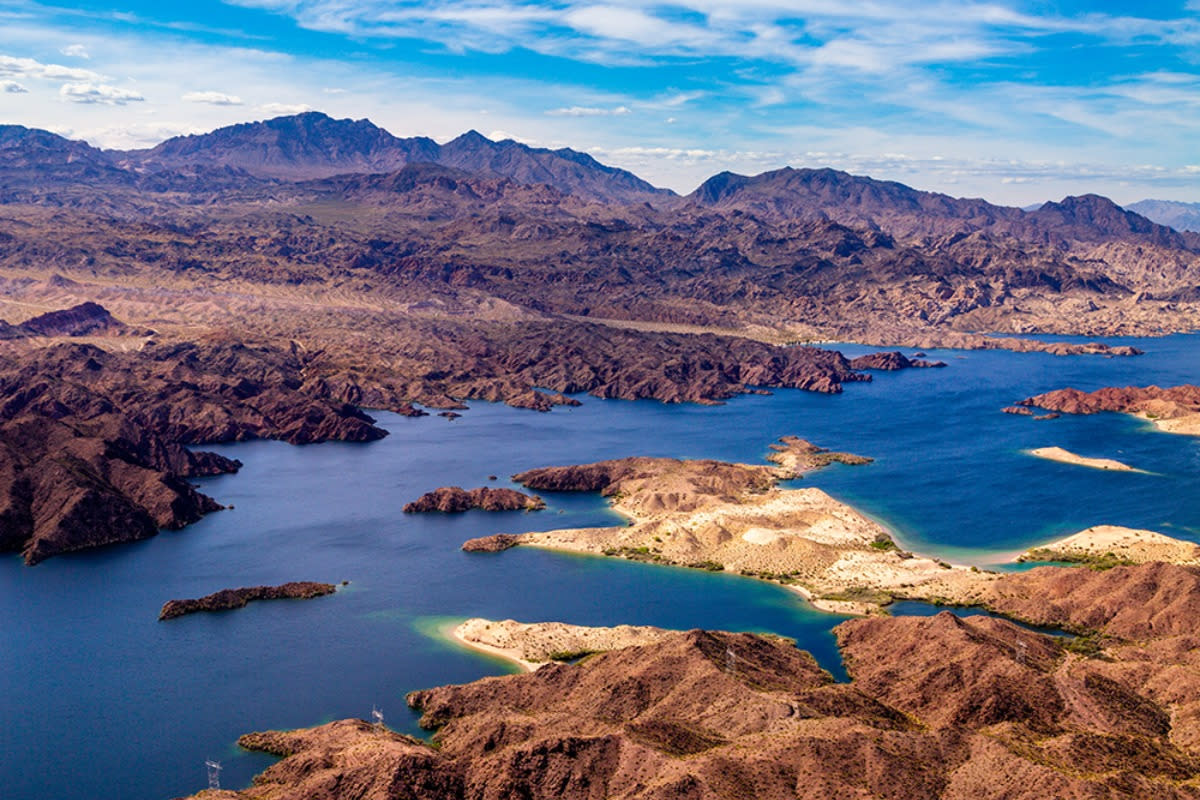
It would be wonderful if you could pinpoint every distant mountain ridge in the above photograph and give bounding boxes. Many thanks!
[689,166,1196,251]
[1126,199,1200,233]
[116,112,670,204]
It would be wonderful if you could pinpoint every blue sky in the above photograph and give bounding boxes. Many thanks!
[1,0,1198,204]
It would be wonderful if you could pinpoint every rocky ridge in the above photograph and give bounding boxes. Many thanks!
[1021,385,1200,436]
[0,333,393,563]
[184,563,1200,800]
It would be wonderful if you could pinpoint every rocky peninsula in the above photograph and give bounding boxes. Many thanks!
[185,562,1200,800]
[403,487,545,513]
[462,437,990,614]
[1021,385,1200,436]
[158,582,338,620]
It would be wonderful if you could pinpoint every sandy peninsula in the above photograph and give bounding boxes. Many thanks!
[1026,446,1141,472]
[463,437,996,615]
[1019,525,1200,567]
[450,618,673,671]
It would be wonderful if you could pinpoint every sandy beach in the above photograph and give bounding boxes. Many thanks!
[1143,411,1200,436]
[1019,525,1200,566]
[449,618,672,671]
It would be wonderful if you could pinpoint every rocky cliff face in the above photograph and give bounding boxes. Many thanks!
[187,563,1200,800]
[0,413,233,564]
[0,337,393,563]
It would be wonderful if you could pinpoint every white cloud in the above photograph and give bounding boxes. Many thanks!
[59,81,145,105]
[60,43,89,59]
[1,79,28,93]
[487,129,537,144]
[546,105,631,116]
[0,54,100,81]
[182,90,244,105]
[258,101,313,115]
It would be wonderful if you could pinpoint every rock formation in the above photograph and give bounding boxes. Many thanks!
[184,563,1200,799]
[0,339,390,563]
[0,301,131,339]
[403,487,545,513]
[159,582,337,620]
[848,350,946,370]
[1021,385,1200,435]
[463,438,984,614]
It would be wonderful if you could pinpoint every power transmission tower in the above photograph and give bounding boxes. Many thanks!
[205,759,222,791]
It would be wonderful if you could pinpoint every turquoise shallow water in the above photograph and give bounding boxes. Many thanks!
[2,333,1200,799]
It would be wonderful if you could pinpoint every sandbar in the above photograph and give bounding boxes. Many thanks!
[1026,446,1141,472]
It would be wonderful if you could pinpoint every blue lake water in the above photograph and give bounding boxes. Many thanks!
[3,333,1200,799]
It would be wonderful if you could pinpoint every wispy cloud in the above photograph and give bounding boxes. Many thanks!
[546,105,631,117]
[0,53,100,81]
[60,43,90,59]
[59,81,145,104]
[259,101,313,115]
[0,79,28,93]
[183,90,244,105]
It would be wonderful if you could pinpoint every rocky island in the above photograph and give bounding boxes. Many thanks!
[463,437,989,614]
[158,582,338,620]
[403,487,545,513]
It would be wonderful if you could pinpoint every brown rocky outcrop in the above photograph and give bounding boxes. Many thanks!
[0,301,130,339]
[0,339,391,563]
[975,561,1200,639]
[189,564,1200,799]
[1021,384,1200,418]
[848,351,947,370]
[404,487,544,513]
[159,581,337,620]
[1021,384,1200,435]
[1003,405,1034,416]
[461,533,522,552]
[0,413,234,564]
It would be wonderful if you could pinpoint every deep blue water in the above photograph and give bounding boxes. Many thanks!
[3,333,1200,800]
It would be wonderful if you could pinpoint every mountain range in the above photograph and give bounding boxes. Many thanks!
[1126,199,1200,233]
[2,111,1199,352]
